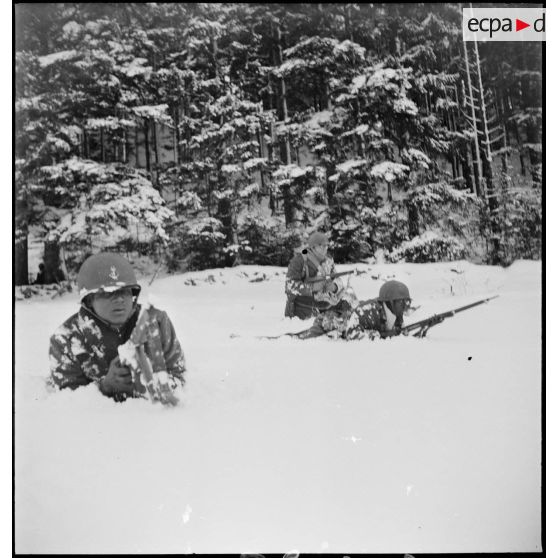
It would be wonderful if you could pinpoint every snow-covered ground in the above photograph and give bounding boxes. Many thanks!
[14,260,542,554]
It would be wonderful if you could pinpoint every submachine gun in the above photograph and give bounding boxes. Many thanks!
[399,294,499,338]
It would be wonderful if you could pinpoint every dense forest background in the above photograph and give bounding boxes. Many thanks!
[15,3,543,285]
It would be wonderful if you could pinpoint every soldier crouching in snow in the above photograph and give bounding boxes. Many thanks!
[49,253,186,402]
[296,280,412,340]
[284,231,347,320]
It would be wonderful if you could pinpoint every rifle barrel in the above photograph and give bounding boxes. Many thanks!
[305,270,354,283]
[402,295,499,332]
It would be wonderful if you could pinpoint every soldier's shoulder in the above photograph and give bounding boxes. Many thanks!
[50,310,83,343]
[286,251,307,276]
[144,304,166,316]
[358,298,381,310]
[145,305,174,325]
[289,251,306,264]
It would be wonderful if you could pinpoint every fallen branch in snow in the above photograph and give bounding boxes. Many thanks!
[249,273,268,283]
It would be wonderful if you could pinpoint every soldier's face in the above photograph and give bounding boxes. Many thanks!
[389,299,411,320]
[92,287,135,325]
[312,241,329,261]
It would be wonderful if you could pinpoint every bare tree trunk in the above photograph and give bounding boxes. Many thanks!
[82,128,88,158]
[100,128,106,163]
[460,144,475,194]
[152,119,160,189]
[525,120,541,185]
[122,127,128,164]
[495,68,511,174]
[217,197,232,243]
[511,117,526,176]
[469,142,481,194]
[471,17,500,261]
[344,3,354,42]
[43,240,64,284]
[445,94,459,179]
[268,121,276,214]
[274,22,294,226]
[257,126,267,203]
[144,120,151,173]
[462,40,483,197]
[184,92,191,162]
[472,36,494,186]
[210,26,219,79]
[495,93,509,173]
[266,20,276,112]
[230,183,241,266]
[173,105,179,165]
[205,173,212,216]
[15,226,29,285]
[407,202,420,237]
[266,71,275,112]
[135,125,140,167]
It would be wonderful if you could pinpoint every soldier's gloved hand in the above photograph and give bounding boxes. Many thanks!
[325,280,338,294]
[312,280,325,293]
[101,357,134,396]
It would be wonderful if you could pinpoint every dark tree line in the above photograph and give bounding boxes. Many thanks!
[15,3,542,284]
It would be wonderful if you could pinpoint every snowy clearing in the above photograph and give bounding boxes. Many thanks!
[15,260,541,554]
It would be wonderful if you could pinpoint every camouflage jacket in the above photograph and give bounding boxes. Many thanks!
[298,298,391,340]
[49,304,186,399]
[284,249,344,319]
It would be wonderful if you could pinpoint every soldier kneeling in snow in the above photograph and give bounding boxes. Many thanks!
[296,280,412,340]
[49,253,186,402]
[284,231,346,320]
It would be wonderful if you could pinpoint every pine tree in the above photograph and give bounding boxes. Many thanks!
[15,3,542,271]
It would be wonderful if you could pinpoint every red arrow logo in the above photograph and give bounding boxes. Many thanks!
[516,19,530,31]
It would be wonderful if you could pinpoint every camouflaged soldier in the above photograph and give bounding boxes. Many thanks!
[284,231,346,320]
[296,280,411,340]
[344,280,412,339]
[49,253,186,401]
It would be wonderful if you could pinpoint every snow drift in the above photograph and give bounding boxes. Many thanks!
[14,260,542,554]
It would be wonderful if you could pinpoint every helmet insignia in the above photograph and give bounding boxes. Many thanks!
[108,266,119,281]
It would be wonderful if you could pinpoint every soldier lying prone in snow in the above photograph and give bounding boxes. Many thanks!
[292,280,412,340]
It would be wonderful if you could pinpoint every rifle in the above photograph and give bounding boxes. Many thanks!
[118,303,179,406]
[305,270,354,283]
[399,295,499,338]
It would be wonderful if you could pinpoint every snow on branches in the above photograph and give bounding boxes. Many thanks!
[85,117,136,131]
[41,158,174,247]
[369,162,410,182]
[388,231,466,263]
[131,105,172,124]
[401,148,431,170]
[277,37,365,79]
[350,65,412,94]
[119,58,152,78]
[406,182,476,212]
[272,164,313,187]
[38,50,80,68]
[329,159,367,182]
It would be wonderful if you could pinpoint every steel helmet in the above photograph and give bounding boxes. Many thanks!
[307,231,329,247]
[77,253,141,301]
[378,280,410,302]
